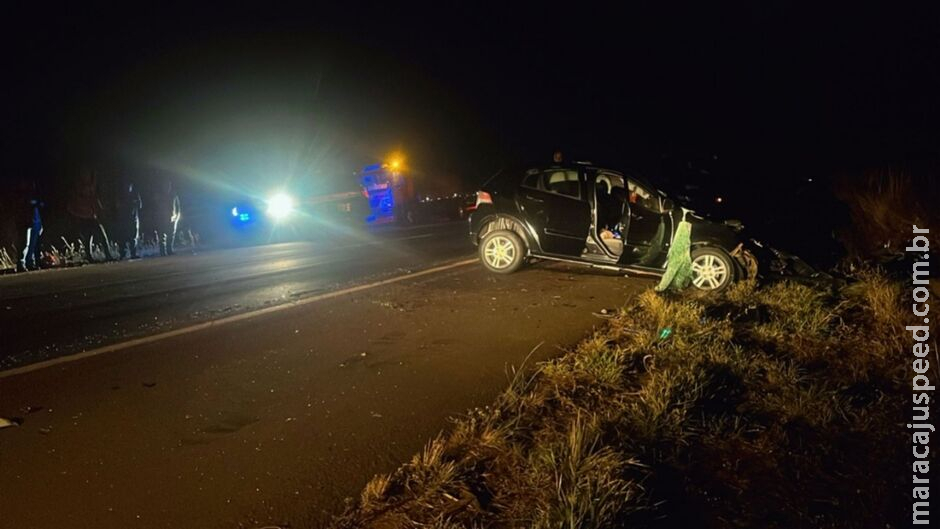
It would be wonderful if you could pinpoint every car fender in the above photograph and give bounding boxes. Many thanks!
[473,213,539,253]
[690,236,734,251]
[687,219,740,250]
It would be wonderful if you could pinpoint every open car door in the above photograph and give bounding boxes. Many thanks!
[620,178,669,266]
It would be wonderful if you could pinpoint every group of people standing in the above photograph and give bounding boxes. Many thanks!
[14,172,182,273]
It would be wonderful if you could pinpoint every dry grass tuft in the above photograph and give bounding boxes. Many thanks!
[360,474,391,506]
[530,414,641,529]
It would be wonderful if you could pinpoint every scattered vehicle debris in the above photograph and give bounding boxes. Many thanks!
[592,308,618,319]
[658,327,673,340]
[748,238,844,290]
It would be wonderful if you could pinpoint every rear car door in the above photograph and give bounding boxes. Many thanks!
[516,168,591,256]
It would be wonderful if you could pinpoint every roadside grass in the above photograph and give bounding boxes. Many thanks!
[332,271,911,528]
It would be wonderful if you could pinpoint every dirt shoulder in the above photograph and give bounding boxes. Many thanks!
[0,262,650,529]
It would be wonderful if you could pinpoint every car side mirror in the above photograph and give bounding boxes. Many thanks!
[661,198,675,212]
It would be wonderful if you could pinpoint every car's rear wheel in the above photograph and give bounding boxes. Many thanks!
[479,230,526,274]
[690,246,736,292]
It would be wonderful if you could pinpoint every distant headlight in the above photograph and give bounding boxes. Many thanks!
[266,193,295,220]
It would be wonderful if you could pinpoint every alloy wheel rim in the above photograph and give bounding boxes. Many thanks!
[484,236,516,269]
[691,254,728,290]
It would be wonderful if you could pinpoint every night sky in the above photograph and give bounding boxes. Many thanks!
[2,3,937,194]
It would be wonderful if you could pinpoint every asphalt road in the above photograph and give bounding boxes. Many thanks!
[0,220,652,528]
[0,222,473,371]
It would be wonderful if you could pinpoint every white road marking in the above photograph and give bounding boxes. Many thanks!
[0,257,478,379]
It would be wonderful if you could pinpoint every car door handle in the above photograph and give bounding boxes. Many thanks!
[524,194,544,203]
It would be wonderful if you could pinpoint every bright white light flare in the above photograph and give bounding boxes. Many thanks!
[266,193,295,220]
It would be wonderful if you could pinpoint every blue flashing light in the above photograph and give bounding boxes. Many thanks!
[230,205,255,227]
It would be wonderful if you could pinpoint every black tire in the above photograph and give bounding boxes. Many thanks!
[690,246,737,292]
[479,229,526,274]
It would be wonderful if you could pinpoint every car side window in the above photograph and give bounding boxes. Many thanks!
[521,169,541,190]
[542,170,581,199]
[626,179,660,212]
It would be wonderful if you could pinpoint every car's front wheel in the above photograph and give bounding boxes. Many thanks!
[690,246,736,292]
[479,230,526,274]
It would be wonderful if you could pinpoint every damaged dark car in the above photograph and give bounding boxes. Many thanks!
[469,163,757,292]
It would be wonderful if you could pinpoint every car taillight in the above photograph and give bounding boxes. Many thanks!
[475,191,493,207]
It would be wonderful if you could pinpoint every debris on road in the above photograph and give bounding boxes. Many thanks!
[373,300,406,311]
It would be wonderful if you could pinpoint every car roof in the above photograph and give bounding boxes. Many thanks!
[482,162,662,196]
[526,163,660,192]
